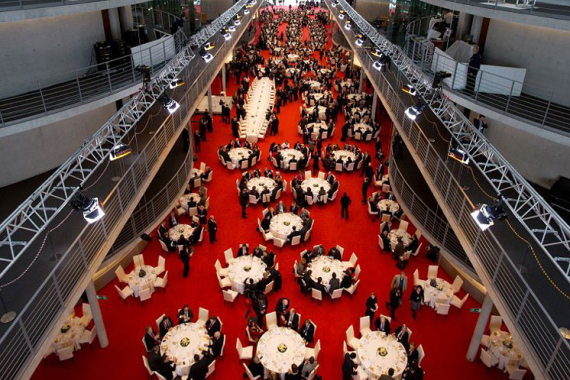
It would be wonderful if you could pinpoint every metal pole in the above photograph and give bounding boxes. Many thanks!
[371,90,378,121]
[466,292,494,361]
[85,281,109,348]
[207,86,213,113]
[359,67,365,93]
[0,289,16,324]
[221,64,227,95]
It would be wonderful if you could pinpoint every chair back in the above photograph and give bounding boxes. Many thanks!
[354,265,361,281]
[291,235,302,246]
[200,162,206,172]
[56,346,74,361]
[436,303,451,316]
[412,242,423,257]
[346,163,355,171]
[115,266,127,282]
[198,307,209,323]
[215,259,223,273]
[224,248,234,265]
[305,170,312,179]
[510,369,527,380]
[418,344,425,366]
[290,162,298,171]
[490,315,503,333]
[243,363,258,380]
[331,288,343,299]
[378,235,384,250]
[452,275,464,293]
[413,269,420,286]
[222,290,236,303]
[318,172,325,180]
[133,254,144,269]
[264,281,274,295]
[359,316,370,333]
[207,360,216,378]
[346,325,355,341]
[427,265,438,279]
[158,256,166,270]
[311,288,322,301]
[139,288,152,302]
[347,279,360,294]
[266,312,277,330]
[398,220,409,232]
[335,162,343,171]
[142,355,153,375]
[158,240,168,253]
[349,252,358,266]
[236,337,244,356]
[313,340,322,359]
[307,364,319,380]
[160,272,169,288]
[480,348,498,368]
[382,184,391,193]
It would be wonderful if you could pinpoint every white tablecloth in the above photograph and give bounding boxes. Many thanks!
[378,199,399,214]
[389,229,411,250]
[247,177,277,193]
[307,80,322,90]
[191,168,203,177]
[169,224,195,242]
[488,331,523,371]
[350,107,371,117]
[228,256,267,294]
[301,178,331,202]
[228,148,253,166]
[257,327,305,374]
[306,106,327,120]
[161,323,210,377]
[127,265,156,297]
[180,193,201,207]
[269,213,303,240]
[347,93,363,102]
[423,278,454,308]
[279,149,305,168]
[306,121,328,136]
[287,54,300,62]
[320,68,331,75]
[331,150,356,164]
[53,317,86,351]
[241,78,275,141]
[286,68,300,77]
[353,123,373,139]
[308,256,344,291]
[357,331,408,378]
[306,93,324,105]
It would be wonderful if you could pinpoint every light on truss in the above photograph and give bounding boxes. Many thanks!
[331,1,338,7]
[70,190,105,224]
[228,25,236,32]
[160,96,180,114]
[345,20,352,30]
[203,42,215,51]
[200,48,214,63]
[371,47,383,58]
[355,34,365,47]
[448,148,470,165]
[338,10,345,19]
[471,197,508,231]
[169,79,185,89]
[373,61,384,71]
[109,143,132,161]
[244,9,250,14]
[401,84,417,96]
[405,102,426,120]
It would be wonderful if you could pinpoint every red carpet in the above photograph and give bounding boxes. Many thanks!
[32,9,521,380]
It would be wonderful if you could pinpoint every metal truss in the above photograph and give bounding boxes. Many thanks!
[0,0,251,278]
[330,0,570,281]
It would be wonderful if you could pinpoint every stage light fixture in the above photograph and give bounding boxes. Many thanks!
[331,1,338,7]
[373,61,384,71]
[109,143,132,161]
[371,47,383,58]
[448,148,470,165]
[244,9,250,14]
[345,20,352,30]
[160,96,180,114]
[169,79,185,89]
[223,32,232,40]
[200,48,214,63]
[339,10,345,19]
[203,42,215,51]
[228,25,236,32]
[471,197,507,231]
[70,190,105,224]
[405,102,426,121]
[401,84,417,96]
[355,34,365,47]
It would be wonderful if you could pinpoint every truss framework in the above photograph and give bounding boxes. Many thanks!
[331,0,570,281]
[0,0,250,278]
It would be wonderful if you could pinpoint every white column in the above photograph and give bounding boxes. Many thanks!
[456,13,473,42]
[119,6,134,32]
[466,293,493,361]
[358,67,365,93]
[221,64,227,95]
[85,281,109,348]
[470,16,484,44]
[371,91,378,121]
[207,87,213,113]
[109,8,122,41]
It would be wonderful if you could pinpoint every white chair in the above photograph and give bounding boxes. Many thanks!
[139,287,152,305]
[353,366,368,380]
[206,360,216,378]
[305,339,321,360]
[79,303,92,326]
[224,248,234,265]
[236,337,254,360]
[264,281,274,295]
[489,315,503,334]
[56,346,74,363]
[345,279,360,296]
[79,328,97,348]
[155,314,166,331]
[451,276,463,293]
[398,220,409,232]
[413,269,424,287]
[155,256,166,276]
[427,265,438,279]
[451,293,469,314]
[159,240,169,255]
[336,245,345,259]
[311,288,323,304]
[378,234,384,251]
[342,253,358,269]
[199,162,206,172]
[331,288,343,302]
[291,235,302,246]
[507,367,527,380]
[307,364,320,380]
[359,316,371,336]
[222,289,238,307]
[273,238,286,250]
[480,348,499,372]
[197,307,209,325]
[345,325,360,350]
[115,285,134,305]
[218,273,231,289]
[243,363,261,380]
[266,312,277,330]
[435,302,451,321]
[215,259,229,277]
[480,334,491,348]
[154,271,169,292]
[133,254,145,270]
[305,170,312,179]
[318,172,325,180]
[354,265,362,281]
[115,266,128,283]
[417,344,425,367]
[142,355,155,376]
[249,194,258,204]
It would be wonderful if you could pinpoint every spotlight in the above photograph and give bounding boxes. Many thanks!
[169,79,185,89]
[345,20,352,30]
[355,34,365,47]
[331,1,338,7]
[405,102,426,121]
[70,190,105,224]
[160,96,180,114]
[223,32,232,40]
[200,49,213,63]
[339,10,345,19]
[471,197,507,231]
[234,19,241,26]
[244,9,250,14]
[371,48,383,58]
[373,61,384,71]
[203,42,215,51]
[109,143,132,161]
[432,71,452,89]
[228,25,236,32]
[401,84,417,96]
[448,148,470,165]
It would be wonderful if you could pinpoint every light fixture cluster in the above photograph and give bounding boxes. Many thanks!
[70,190,105,224]
[355,34,365,47]
[448,148,469,165]
[160,95,181,114]
[109,143,132,161]
[471,196,508,231]
[405,102,426,121]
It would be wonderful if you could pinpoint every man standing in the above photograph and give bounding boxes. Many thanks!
[388,285,402,321]
[390,271,408,293]
[467,45,482,92]
[473,114,488,132]
[181,127,190,152]
[239,189,249,219]
[180,245,190,278]
[362,177,370,204]
[208,216,218,244]
[340,192,352,220]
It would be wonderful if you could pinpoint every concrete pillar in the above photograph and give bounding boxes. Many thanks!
[221,64,227,95]
[371,91,378,121]
[466,293,493,361]
[108,8,122,41]
[85,281,109,348]
[119,6,134,32]
[470,16,484,44]
[207,87,213,113]
[456,12,473,42]
[358,67,365,93]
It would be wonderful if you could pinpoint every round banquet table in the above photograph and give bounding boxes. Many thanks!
[352,123,373,140]
[269,213,304,240]
[301,178,331,203]
[320,68,331,75]
[423,278,454,308]
[180,193,201,207]
[306,121,328,136]
[257,327,306,376]
[350,107,371,117]
[331,150,357,165]
[169,224,195,242]
[308,256,344,292]
[287,54,300,62]
[228,256,267,294]
[388,229,411,250]
[190,168,203,177]
[378,199,399,214]
[286,68,300,77]
[228,147,253,166]
[357,331,408,378]
[247,177,276,192]
[279,149,305,169]
[160,323,210,377]
[307,80,322,90]
[306,106,327,120]
[53,317,86,351]
[127,265,157,297]
[347,93,363,102]
[306,93,324,105]
[488,331,523,371]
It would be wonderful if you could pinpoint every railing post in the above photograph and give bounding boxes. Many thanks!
[106,62,113,93]
[541,91,554,128]
[505,80,515,113]
[76,71,83,103]
[37,80,48,114]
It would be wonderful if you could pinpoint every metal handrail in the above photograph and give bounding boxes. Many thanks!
[404,16,570,134]
[326,1,570,379]
[0,0,145,11]
[0,10,188,127]
[0,2,261,379]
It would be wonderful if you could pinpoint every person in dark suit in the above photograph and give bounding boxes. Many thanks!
[144,326,160,351]
[168,211,179,229]
[276,200,287,214]
[365,292,379,322]
[329,272,341,294]
[290,201,299,215]
[189,354,209,380]
[341,271,353,288]
[209,331,224,358]
[147,346,162,371]
[389,285,402,321]
[275,298,290,325]
[312,277,327,298]
[180,246,190,278]
[342,352,358,380]
[159,315,174,337]
[178,305,193,324]
[284,308,300,331]
[299,319,315,344]
[156,355,176,380]
[407,342,419,363]
[253,292,268,325]
[262,250,276,268]
[206,317,221,337]
[340,192,352,220]
[157,221,169,244]
[197,206,207,225]
[208,216,218,244]
[239,189,249,219]
[473,115,488,131]
[394,324,410,351]
[375,315,391,334]
[237,244,249,257]
[246,356,264,378]
[302,270,315,291]
[287,226,302,242]
[379,368,396,380]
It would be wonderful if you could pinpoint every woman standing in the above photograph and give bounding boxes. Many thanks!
[410,285,424,319]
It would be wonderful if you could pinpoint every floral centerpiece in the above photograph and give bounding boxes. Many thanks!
[377,347,388,357]
[180,337,190,347]
[139,268,147,278]
[277,343,288,353]
[283,221,291,226]
[436,284,443,291]
[61,324,71,334]
[323,266,331,273]
[313,183,319,187]
[502,341,513,349]
[244,265,252,272]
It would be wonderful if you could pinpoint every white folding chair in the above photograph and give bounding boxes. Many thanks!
[79,328,97,348]
[291,235,302,246]
[331,288,343,302]
[354,265,362,281]
[345,279,360,297]
[417,344,425,367]
[142,355,155,376]
[115,285,134,305]
[305,170,312,179]
[489,315,503,334]
[197,307,209,325]
[304,339,321,360]
[154,271,169,292]
[480,348,499,372]
[311,288,323,304]
[224,248,234,265]
[318,172,325,180]
[155,256,166,276]
[243,363,261,380]
[342,253,358,269]
[115,266,128,283]
[451,293,469,314]
[81,303,92,326]
[215,259,229,277]
[264,281,274,295]
[266,312,277,330]
[56,346,74,363]
[451,276,464,293]
[398,220,409,232]
[139,288,152,305]
[359,316,371,336]
[206,360,216,378]
[223,289,238,307]
[427,265,438,279]
[345,325,360,350]
[236,337,254,360]
[435,302,451,321]
[218,273,231,289]
[507,368,527,380]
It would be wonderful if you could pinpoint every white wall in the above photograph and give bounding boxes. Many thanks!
[0,103,116,187]
[0,11,105,98]
[202,0,234,20]
[483,19,570,107]
[355,0,390,22]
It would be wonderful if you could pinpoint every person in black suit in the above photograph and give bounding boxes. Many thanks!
[473,115,488,131]
[178,305,193,324]
[375,315,391,334]
[275,298,290,325]
[246,356,264,378]
[208,216,218,244]
[299,319,315,344]
[157,221,169,244]
[262,251,276,268]
[394,324,410,351]
[253,292,268,325]
[144,325,160,351]
[237,244,249,257]
[239,189,249,219]
[159,315,174,337]
[206,317,221,337]
[389,285,402,321]
[290,201,299,215]
[284,308,300,331]
[156,355,176,380]
[197,206,207,225]
[379,368,396,380]
[407,342,419,363]
[365,292,379,322]
[342,352,358,380]
[189,354,209,380]
[329,272,341,294]
[287,226,302,242]
[147,346,162,371]
[209,331,224,358]
[180,246,190,278]
[312,277,327,298]
[168,211,179,229]
[302,269,314,291]
[340,192,352,220]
